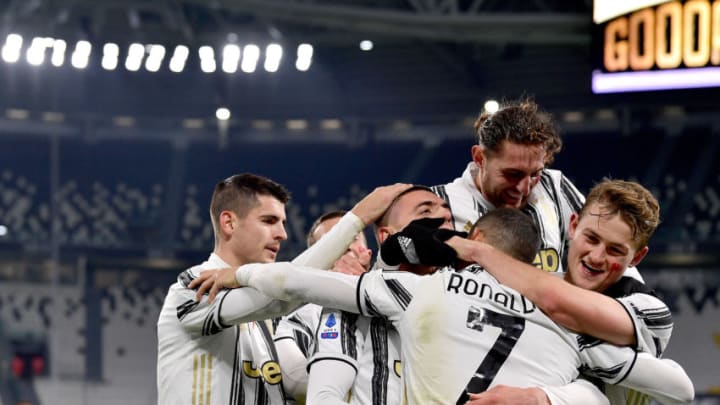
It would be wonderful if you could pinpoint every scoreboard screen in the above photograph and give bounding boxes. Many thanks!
[592,0,720,93]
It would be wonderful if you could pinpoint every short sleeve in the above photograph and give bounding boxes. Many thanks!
[308,308,368,373]
[616,293,673,356]
[356,270,421,321]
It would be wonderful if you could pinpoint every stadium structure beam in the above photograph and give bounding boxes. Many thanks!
[184,0,589,45]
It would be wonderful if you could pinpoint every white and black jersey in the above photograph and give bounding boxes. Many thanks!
[308,307,402,405]
[433,163,584,273]
[357,266,640,404]
[157,254,299,405]
[235,262,682,405]
[157,213,367,405]
[275,303,323,358]
[600,277,674,405]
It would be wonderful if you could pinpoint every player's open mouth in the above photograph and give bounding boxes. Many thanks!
[581,261,604,275]
[503,192,522,205]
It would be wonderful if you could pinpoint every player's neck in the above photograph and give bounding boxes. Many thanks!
[213,245,244,268]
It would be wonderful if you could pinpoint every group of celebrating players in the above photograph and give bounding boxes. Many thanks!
[156,99,695,405]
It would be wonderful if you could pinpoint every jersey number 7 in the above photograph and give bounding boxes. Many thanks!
[456,306,526,404]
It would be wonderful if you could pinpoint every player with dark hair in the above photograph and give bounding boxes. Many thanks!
[451,179,671,405]
[157,174,409,405]
[433,98,585,275]
[306,186,456,405]
[188,206,692,405]
[157,173,294,405]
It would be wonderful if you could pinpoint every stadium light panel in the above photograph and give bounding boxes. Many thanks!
[264,43,282,73]
[169,45,189,73]
[51,39,66,67]
[199,46,216,73]
[2,33,23,63]
[70,40,91,69]
[145,44,166,72]
[102,43,119,70]
[241,44,260,73]
[295,43,313,71]
[125,43,144,72]
[26,37,47,66]
[222,44,240,73]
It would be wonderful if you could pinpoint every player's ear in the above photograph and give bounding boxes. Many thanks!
[568,213,580,239]
[468,227,484,242]
[471,145,485,168]
[219,211,236,236]
[376,226,392,244]
[630,246,649,267]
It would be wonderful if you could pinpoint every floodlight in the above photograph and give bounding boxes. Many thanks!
[51,39,66,66]
[169,45,189,73]
[222,44,240,73]
[241,44,259,73]
[125,43,144,71]
[199,46,216,73]
[264,44,282,72]
[295,43,313,71]
[70,40,91,69]
[102,43,119,70]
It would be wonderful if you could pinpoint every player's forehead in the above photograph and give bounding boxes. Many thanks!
[490,141,545,171]
[246,194,286,220]
[389,190,445,225]
[396,189,443,209]
[577,202,634,244]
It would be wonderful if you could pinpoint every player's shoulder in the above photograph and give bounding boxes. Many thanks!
[604,276,659,299]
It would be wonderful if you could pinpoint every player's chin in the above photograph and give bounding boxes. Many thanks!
[500,194,524,208]
[261,250,278,262]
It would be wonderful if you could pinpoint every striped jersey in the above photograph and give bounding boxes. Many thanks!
[356,265,642,405]
[433,163,584,273]
[157,253,298,405]
[309,306,402,405]
[274,303,323,359]
[601,278,674,405]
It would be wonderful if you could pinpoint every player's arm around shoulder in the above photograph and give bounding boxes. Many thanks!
[357,269,425,321]
[182,267,300,331]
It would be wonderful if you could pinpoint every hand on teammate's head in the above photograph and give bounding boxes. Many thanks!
[351,183,413,225]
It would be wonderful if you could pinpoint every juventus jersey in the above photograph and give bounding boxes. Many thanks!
[309,306,402,405]
[602,278,674,405]
[433,163,584,273]
[157,254,298,405]
[275,303,323,359]
[357,266,640,405]
[236,261,691,405]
